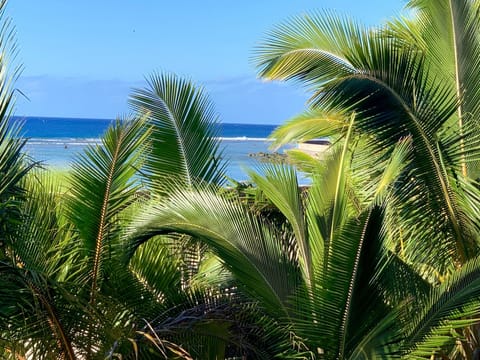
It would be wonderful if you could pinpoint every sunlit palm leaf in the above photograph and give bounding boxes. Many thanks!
[128,189,301,317]
[129,73,226,193]
[255,11,365,88]
[269,108,344,149]
[66,117,149,306]
[248,164,313,286]
[390,1,480,167]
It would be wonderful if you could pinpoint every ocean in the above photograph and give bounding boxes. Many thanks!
[15,116,294,181]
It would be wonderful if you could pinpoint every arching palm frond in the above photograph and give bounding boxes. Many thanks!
[60,117,150,357]
[129,73,226,194]
[257,9,480,273]
[66,116,149,303]
[125,187,311,358]
[128,189,301,318]
[255,11,364,89]
[390,1,480,153]
[269,108,344,149]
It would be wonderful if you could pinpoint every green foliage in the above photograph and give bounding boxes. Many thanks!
[0,1,33,259]
[129,72,226,194]
[3,0,480,358]
[249,0,480,358]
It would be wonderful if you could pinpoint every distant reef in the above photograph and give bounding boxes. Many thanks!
[248,151,288,164]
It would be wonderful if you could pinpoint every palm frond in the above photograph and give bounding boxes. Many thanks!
[0,262,83,360]
[248,164,313,286]
[128,189,301,317]
[284,148,327,175]
[66,116,149,305]
[254,11,366,88]
[302,116,357,280]
[269,108,344,149]
[129,73,226,194]
[294,206,391,359]
[390,0,480,177]
[401,255,480,358]
[0,0,34,256]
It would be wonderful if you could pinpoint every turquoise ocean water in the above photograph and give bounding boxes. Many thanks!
[16,116,293,181]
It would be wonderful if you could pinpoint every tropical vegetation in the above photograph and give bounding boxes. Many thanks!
[2,0,480,359]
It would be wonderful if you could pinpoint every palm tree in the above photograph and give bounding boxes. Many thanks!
[123,125,441,359]
[3,0,480,357]
[126,125,480,359]
[0,67,288,358]
[249,0,480,358]
[126,73,300,359]
[113,1,480,359]
[254,0,480,266]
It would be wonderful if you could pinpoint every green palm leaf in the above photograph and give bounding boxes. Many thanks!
[269,108,343,149]
[389,0,480,174]
[66,117,149,306]
[248,164,313,286]
[257,9,480,272]
[401,255,480,359]
[0,0,34,257]
[255,11,363,88]
[129,73,226,193]
[128,189,301,318]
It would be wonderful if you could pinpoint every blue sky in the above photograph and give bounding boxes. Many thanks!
[8,1,405,124]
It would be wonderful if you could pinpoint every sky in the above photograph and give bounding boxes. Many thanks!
[8,1,406,124]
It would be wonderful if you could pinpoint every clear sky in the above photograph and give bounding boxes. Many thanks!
[7,1,406,124]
